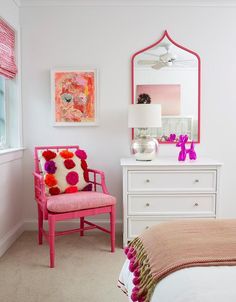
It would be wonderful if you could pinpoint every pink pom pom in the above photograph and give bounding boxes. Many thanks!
[75,149,87,160]
[134,269,140,277]
[129,263,135,272]
[131,292,139,301]
[124,247,129,255]
[133,277,140,286]
[132,286,139,292]
[127,252,134,260]
[129,261,138,272]
[138,297,145,302]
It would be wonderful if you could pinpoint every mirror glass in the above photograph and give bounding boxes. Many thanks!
[132,31,200,143]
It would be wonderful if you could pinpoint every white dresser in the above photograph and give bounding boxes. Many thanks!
[121,157,222,246]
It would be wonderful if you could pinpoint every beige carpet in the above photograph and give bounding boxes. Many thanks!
[0,231,128,302]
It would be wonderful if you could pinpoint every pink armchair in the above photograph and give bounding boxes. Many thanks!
[34,145,116,268]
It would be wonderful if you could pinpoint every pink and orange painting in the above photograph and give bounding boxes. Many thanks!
[51,69,97,126]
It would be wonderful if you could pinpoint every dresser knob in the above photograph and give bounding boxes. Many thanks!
[145,226,149,229]
[146,179,150,183]
[146,203,150,207]
[194,202,199,207]
[194,179,199,183]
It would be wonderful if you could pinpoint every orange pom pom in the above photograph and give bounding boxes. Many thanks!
[45,174,57,187]
[59,149,74,159]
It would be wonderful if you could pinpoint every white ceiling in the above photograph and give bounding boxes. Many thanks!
[17,0,236,7]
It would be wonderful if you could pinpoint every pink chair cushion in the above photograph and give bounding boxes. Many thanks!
[47,191,116,213]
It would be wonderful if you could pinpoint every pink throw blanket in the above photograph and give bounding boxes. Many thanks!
[125,219,236,302]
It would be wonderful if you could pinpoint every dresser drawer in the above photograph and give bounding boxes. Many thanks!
[128,217,187,238]
[128,218,160,238]
[127,217,215,239]
[128,194,216,216]
[128,170,216,192]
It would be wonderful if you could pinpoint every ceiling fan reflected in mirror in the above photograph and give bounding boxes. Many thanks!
[137,43,194,70]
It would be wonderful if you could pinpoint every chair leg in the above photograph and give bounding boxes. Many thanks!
[38,205,43,245]
[80,217,84,236]
[110,205,116,253]
[48,215,56,268]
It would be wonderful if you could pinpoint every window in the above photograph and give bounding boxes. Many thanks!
[0,76,6,149]
[0,18,19,151]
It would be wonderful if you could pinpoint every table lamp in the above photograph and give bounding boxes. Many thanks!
[128,104,162,161]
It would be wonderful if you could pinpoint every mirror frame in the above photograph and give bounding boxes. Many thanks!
[131,30,201,144]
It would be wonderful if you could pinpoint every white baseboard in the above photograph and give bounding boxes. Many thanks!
[24,218,123,233]
[0,219,122,258]
[0,221,24,257]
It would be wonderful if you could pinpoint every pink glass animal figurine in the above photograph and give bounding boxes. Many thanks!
[188,141,197,160]
[176,135,188,161]
[176,136,197,161]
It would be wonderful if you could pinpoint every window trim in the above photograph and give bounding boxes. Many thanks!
[0,76,7,149]
[0,147,24,165]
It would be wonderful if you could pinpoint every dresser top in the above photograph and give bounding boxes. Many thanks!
[120,157,222,166]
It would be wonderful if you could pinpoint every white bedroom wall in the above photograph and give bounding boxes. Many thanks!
[0,0,23,256]
[20,2,236,228]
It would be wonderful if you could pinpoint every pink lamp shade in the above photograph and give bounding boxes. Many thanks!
[128,104,162,128]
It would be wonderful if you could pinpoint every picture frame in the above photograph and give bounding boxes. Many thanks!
[51,68,98,126]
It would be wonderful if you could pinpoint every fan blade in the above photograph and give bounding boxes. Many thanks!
[138,60,158,65]
[152,62,166,70]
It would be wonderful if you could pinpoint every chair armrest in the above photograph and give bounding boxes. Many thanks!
[87,169,109,194]
[33,172,46,203]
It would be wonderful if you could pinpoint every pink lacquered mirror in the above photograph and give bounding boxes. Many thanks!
[131,30,201,143]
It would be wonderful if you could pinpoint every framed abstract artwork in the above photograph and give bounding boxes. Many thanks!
[51,68,98,126]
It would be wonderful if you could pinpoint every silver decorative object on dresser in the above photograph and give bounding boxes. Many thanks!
[128,104,162,161]
[121,157,222,247]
